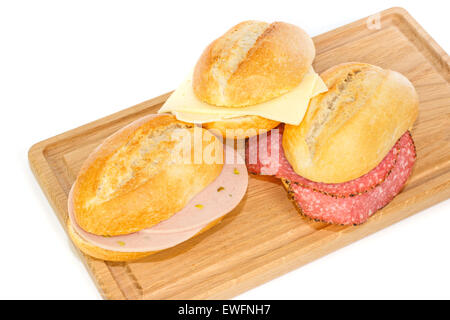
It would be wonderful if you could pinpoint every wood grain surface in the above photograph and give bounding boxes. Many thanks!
[28,7,450,300]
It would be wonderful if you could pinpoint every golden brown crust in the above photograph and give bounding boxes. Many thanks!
[193,21,315,107]
[203,115,280,139]
[283,62,419,183]
[72,114,223,236]
[67,216,224,262]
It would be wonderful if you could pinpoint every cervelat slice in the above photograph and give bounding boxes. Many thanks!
[246,126,416,225]
[68,145,248,252]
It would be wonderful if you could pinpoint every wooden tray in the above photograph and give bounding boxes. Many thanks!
[29,7,450,300]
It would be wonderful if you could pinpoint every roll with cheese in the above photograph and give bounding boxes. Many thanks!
[159,20,327,139]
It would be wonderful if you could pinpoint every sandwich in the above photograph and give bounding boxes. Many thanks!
[158,20,328,139]
[67,114,248,261]
[246,62,419,225]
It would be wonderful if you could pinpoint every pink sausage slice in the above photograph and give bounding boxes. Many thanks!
[287,132,416,224]
[246,125,416,225]
[68,145,248,252]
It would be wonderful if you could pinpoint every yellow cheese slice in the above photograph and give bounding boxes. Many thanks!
[158,67,328,125]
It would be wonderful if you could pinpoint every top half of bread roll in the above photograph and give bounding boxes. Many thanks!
[193,20,315,107]
[71,114,223,236]
[283,62,419,183]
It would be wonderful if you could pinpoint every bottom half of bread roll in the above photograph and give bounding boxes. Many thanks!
[203,115,280,139]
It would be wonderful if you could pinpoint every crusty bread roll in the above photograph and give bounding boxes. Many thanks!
[282,62,419,183]
[71,114,223,236]
[193,20,315,137]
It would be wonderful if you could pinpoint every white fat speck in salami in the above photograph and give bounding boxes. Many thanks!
[68,144,248,252]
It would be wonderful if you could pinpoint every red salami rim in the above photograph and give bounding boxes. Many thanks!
[286,151,399,198]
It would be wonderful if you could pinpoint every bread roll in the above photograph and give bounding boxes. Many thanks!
[193,20,315,107]
[71,114,223,236]
[282,62,419,183]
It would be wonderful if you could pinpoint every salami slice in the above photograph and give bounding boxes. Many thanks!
[246,126,416,225]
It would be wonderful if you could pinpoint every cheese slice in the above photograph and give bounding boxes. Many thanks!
[158,67,328,125]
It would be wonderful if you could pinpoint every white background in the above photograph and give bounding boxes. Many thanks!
[0,0,449,299]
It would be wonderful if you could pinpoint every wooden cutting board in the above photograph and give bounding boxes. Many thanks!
[29,7,450,300]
